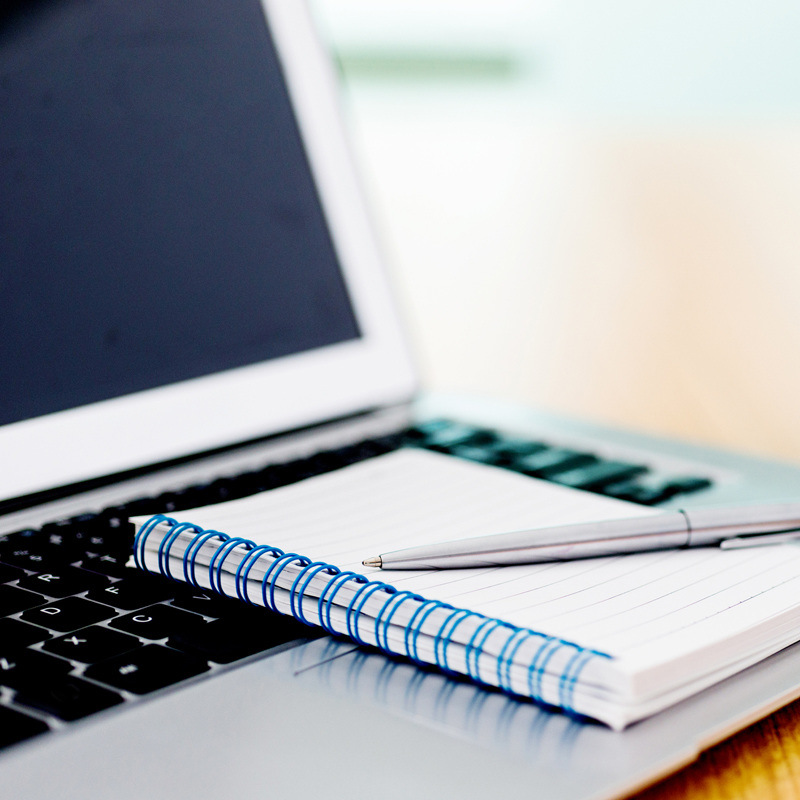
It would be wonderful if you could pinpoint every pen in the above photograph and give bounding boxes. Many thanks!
[361,502,800,569]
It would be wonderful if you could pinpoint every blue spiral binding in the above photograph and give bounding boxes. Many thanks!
[258,552,302,613]
[558,646,585,713]
[159,522,202,580]
[347,581,394,646]
[560,647,608,716]
[432,608,471,673]
[133,513,174,570]
[319,570,364,633]
[184,530,229,587]
[496,627,533,693]
[405,599,451,664]
[315,571,350,635]
[208,537,250,595]
[526,636,556,703]
[290,561,339,626]
[234,544,283,603]
[464,617,502,682]
[134,514,606,717]
[374,590,422,653]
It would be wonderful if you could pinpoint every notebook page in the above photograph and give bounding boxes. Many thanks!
[166,448,800,683]
[166,450,663,648]
[137,447,800,723]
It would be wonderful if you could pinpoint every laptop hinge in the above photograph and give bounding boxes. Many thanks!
[0,403,414,534]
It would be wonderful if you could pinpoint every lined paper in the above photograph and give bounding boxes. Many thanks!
[163,449,800,653]
[142,448,800,721]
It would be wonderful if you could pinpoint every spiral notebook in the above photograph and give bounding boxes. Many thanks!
[131,448,800,730]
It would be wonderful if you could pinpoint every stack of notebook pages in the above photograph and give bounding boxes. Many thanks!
[132,449,800,730]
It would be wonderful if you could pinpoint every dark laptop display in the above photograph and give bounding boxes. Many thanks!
[0,0,359,427]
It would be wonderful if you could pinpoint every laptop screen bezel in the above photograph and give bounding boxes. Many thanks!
[0,0,417,503]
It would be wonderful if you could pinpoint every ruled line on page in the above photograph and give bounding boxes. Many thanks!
[167,448,800,663]
[528,549,738,627]
[591,549,800,653]
[561,547,799,634]
[463,549,680,612]
[181,449,649,558]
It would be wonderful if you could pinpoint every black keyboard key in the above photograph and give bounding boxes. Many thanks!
[0,544,75,571]
[0,705,49,748]
[490,438,549,462]
[60,566,113,590]
[85,644,208,694]
[257,462,308,491]
[0,648,73,690]
[40,518,87,536]
[59,516,133,555]
[80,553,132,578]
[157,486,211,513]
[33,534,86,561]
[168,612,306,664]
[222,470,271,496]
[2,528,42,544]
[603,475,712,505]
[602,480,674,505]
[424,424,496,451]
[21,597,115,632]
[114,498,157,517]
[152,491,182,514]
[0,618,50,648]
[403,419,451,441]
[170,589,242,618]
[95,508,131,532]
[659,476,713,498]
[13,674,123,721]
[204,478,241,504]
[37,522,105,559]
[0,585,47,615]
[447,445,501,465]
[87,576,174,611]
[17,567,110,599]
[350,436,403,459]
[43,626,142,664]
[278,458,327,485]
[0,562,25,583]
[63,512,103,530]
[550,461,648,492]
[513,448,598,478]
[296,452,348,479]
[62,529,131,559]
[109,604,204,640]
[179,482,227,507]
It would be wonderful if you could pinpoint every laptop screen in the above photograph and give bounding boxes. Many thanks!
[0,1,415,502]
[0,0,360,427]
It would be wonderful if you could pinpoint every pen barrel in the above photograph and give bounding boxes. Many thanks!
[395,532,691,568]
[378,513,691,569]
[685,503,800,546]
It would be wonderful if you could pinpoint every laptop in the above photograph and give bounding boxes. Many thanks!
[2,2,800,798]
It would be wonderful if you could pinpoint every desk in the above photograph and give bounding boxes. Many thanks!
[634,700,800,800]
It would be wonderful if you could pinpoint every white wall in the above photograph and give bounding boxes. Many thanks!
[312,0,800,461]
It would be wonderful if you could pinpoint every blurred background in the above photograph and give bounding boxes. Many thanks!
[310,0,800,463]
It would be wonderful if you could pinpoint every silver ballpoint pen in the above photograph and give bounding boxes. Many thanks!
[362,502,800,569]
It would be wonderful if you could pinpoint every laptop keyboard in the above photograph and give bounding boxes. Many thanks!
[0,420,712,753]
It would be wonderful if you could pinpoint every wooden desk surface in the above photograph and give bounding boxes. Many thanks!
[632,698,800,800]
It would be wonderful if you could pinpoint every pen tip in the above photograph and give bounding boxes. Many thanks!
[362,556,382,568]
